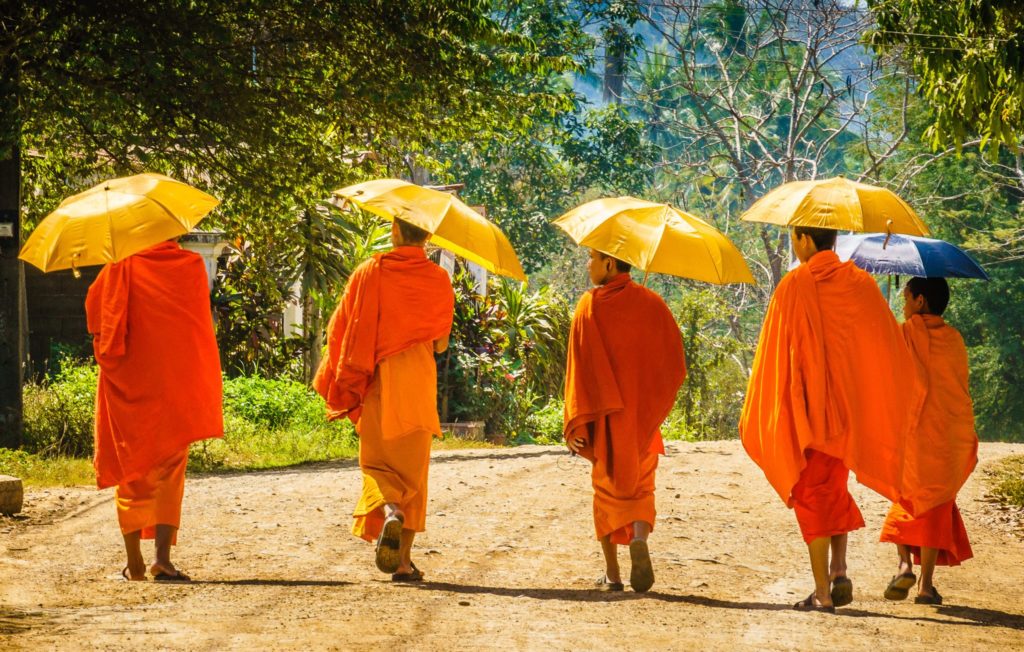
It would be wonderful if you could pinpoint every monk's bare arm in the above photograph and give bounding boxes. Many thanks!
[433,335,450,354]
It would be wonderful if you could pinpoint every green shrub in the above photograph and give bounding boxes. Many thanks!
[23,360,98,457]
[189,412,358,472]
[525,399,564,445]
[222,375,326,429]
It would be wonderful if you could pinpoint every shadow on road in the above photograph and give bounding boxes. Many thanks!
[193,579,354,588]
[408,581,1024,630]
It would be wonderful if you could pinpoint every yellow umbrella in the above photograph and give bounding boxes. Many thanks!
[332,178,526,281]
[740,176,930,236]
[553,196,756,285]
[19,173,220,274]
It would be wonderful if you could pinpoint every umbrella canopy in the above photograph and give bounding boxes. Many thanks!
[332,179,526,281]
[19,173,220,273]
[741,177,930,236]
[552,196,755,285]
[836,233,989,280]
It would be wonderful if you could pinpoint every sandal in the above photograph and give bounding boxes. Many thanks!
[794,592,836,613]
[375,512,404,574]
[153,569,192,582]
[883,572,917,601]
[914,587,943,605]
[121,566,145,582]
[830,576,853,607]
[391,562,424,583]
[594,575,624,592]
[628,539,655,593]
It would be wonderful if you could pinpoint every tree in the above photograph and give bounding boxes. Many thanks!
[2,0,580,443]
[866,0,1024,153]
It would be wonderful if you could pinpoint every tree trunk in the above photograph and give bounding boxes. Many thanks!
[0,135,23,449]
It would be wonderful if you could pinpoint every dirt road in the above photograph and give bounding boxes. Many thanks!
[2,441,1022,650]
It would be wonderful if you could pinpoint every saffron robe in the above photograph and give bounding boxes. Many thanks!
[564,273,686,544]
[86,241,223,539]
[313,246,454,539]
[740,251,922,529]
[879,314,977,565]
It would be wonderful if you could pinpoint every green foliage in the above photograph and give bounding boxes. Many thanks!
[440,269,570,440]
[0,448,95,487]
[22,359,98,457]
[670,288,751,441]
[525,398,565,445]
[188,412,357,473]
[867,0,1024,152]
[222,376,328,430]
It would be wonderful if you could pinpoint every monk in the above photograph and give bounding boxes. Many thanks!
[740,226,921,612]
[86,239,223,582]
[313,217,454,582]
[880,277,977,605]
[564,249,686,593]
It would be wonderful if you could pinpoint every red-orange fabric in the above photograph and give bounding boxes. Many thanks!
[791,450,865,543]
[313,246,454,423]
[564,273,686,539]
[86,241,223,490]
[740,251,922,511]
[899,314,978,514]
[115,449,188,544]
[880,500,973,566]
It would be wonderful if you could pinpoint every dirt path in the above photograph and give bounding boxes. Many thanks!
[2,441,1023,651]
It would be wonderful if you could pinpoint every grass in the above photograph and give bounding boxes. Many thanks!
[0,448,95,487]
[432,435,500,450]
[989,455,1024,509]
[3,424,505,489]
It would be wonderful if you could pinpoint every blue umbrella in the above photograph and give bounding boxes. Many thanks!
[835,233,989,280]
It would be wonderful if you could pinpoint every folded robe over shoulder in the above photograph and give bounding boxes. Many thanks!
[740,251,923,512]
[879,314,978,564]
[86,241,223,490]
[899,314,978,511]
[313,246,454,431]
[563,274,686,501]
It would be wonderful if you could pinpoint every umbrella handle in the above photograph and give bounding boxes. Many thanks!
[882,220,893,250]
[71,253,81,279]
[642,270,650,286]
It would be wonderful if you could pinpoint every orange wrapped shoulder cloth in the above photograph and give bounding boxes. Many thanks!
[86,241,223,490]
[563,274,686,494]
[313,246,454,423]
[739,251,925,512]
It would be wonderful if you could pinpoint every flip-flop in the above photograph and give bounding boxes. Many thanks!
[120,566,145,582]
[391,563,423,583]
[794,593,836,613]
[830,576,853,607]
[153,570,191,582]
[375,512,404,574]
[594,575,624,592]
[883,572,917,601]
[914,586,943,605]
[628,539,655,594]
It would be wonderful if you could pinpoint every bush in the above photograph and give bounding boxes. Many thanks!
[23,359,98,457]
[222,375,325,429]
[525,398,564,445]
[192,375,359,471]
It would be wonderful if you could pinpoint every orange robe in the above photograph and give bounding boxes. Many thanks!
[313,246,454,541]
[740,250,922,540]
[879,314,977,565]
[564,273,686,545]
[86,241,223,540]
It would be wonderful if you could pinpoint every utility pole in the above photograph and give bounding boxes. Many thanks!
[0,43,24,449]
